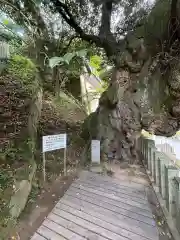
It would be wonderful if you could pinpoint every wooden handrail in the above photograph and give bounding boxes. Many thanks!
[140,136,180,238]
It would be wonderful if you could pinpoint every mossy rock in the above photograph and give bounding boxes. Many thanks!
[9,161,37,218]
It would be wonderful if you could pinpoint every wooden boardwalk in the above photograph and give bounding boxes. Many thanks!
[31,169,159,240]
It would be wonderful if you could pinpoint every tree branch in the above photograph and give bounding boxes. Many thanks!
[51,0,115,56]
[61,35,80,54]
[24,0,49,38]
[170,0,180,43]
[99,0,117,48]
[0,0,32,31]
[99,0,113,36]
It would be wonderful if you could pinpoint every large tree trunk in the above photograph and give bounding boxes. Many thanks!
[96,69,141,163]
[82,0,180,163]
[82,68,142,163]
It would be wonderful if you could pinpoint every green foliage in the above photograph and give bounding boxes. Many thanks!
[1,17,22,34]
[8,54,35,79]
[99,66,113,82]
[141,129,153,138]
[0,20,23,54]
[175,131,180,137]
[89,55,102,76]
[0,14,23,44]
[95,81,109,94]
[3,19,9,25]
[63,52,76,64]
[76,49,87,58]
[8,54,38,93]
[9,39,23,55]
[89,55,112,83]
[49,49,87,68]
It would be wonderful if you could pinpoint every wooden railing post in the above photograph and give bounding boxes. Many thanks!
[141,135,180,239]
[148,140,155,176]
[144,139,148,165]
[142,138,148,166]
[152,151,156,182]
[148,144,152,174]
[142,138,145,159]
[141,137,144,160]
[164,166,179,216]
[150,144,156,180]
[174,177,180,234]
[158,152,169,199]
[153,151,160,187]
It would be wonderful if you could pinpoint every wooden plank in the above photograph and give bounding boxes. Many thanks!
[66,187,152,218]
[53,208,129,240]
[37,225,67,240]
[76,173,147,193]
[43,219,85,240]
[31,233,46,240]
[57,197,158,240]
[74,180,148,203]
[77,172,146,191]
[70,184,151,211]
[65,188,155,224]
[43,219,86,240]
[79,171,148,188]
[54,203,150,240]
[31,170,159,240]
[48,212,108,240]
[76,178,147,199]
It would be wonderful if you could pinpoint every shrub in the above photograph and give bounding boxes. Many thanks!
[8,54,38,93]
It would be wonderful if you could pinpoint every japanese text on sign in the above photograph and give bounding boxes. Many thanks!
[42,134,67,153]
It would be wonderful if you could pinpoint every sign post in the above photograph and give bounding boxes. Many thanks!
[43,152,46,182]
[91,140,100,164]
[42,134,67,181]
[64,147,67,176]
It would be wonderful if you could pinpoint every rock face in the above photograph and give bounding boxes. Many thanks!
[82,0,180,163]
[9,161,37,218]
[0,55,42,163]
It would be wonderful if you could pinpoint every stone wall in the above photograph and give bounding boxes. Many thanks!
[9,161,37,218]
[0,56,42,239]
